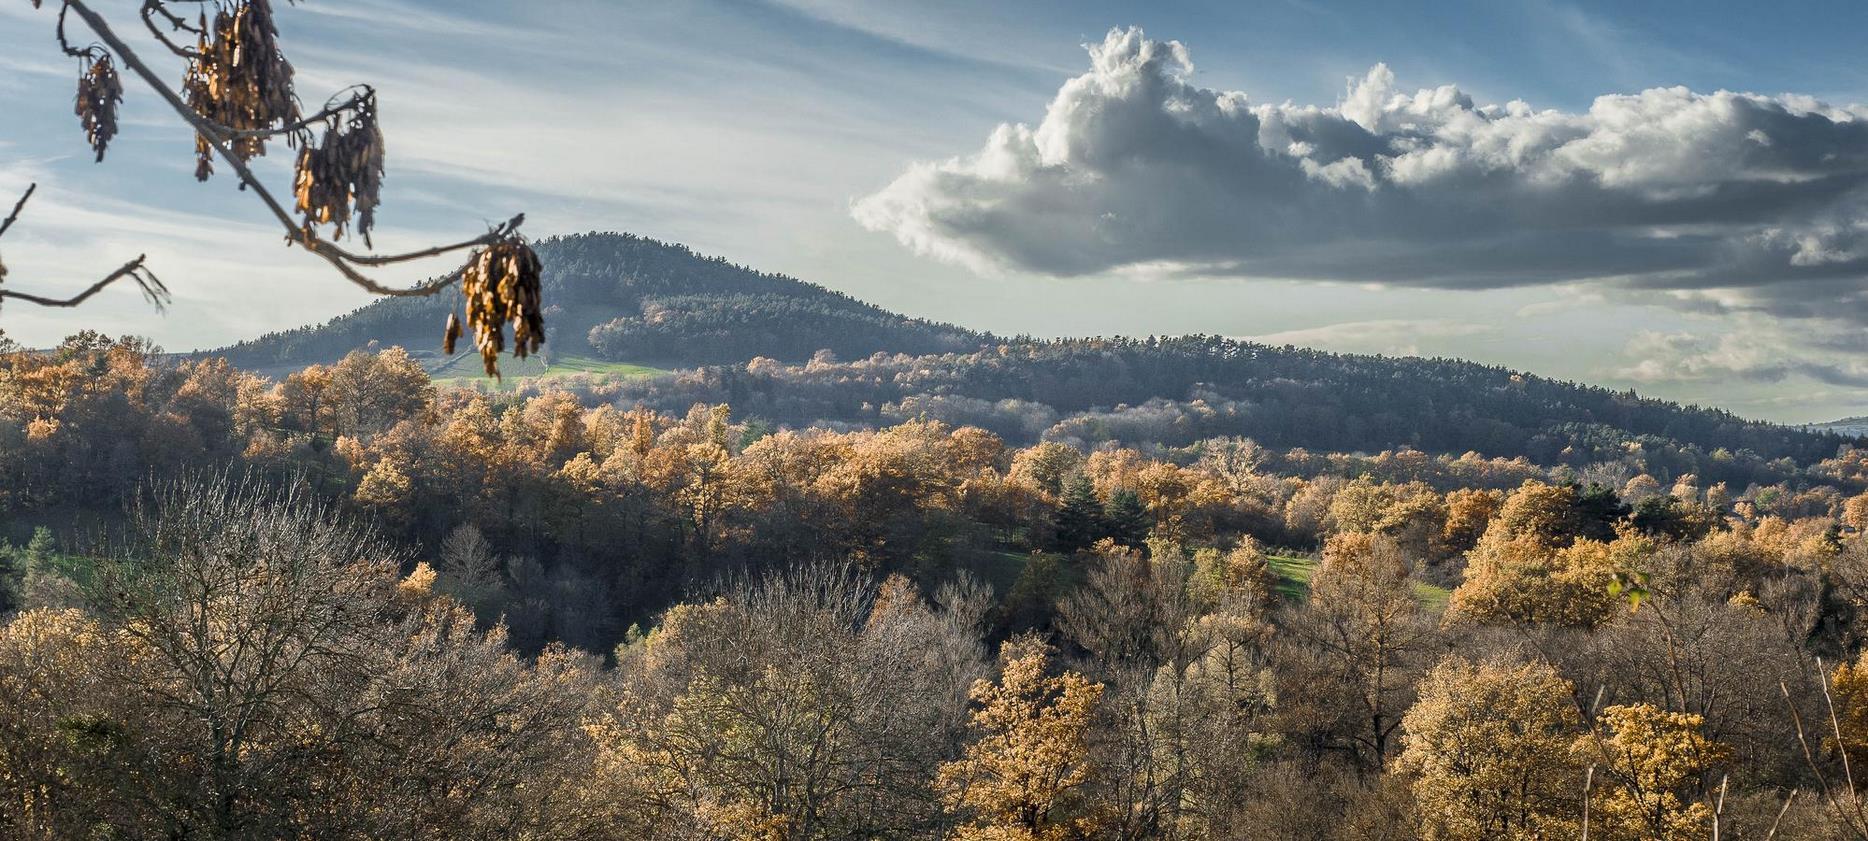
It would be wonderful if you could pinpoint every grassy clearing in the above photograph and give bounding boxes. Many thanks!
[1269,554,1452,613]
[428,353,666,387]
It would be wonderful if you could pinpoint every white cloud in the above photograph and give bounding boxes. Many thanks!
[855,26,1868,321]
[1249,317,1497,358]
[1615,317,1868,388]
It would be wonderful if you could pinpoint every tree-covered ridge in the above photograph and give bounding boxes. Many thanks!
[588,336,1852,487]
[214,232,986,369]
[210,232,1850,483]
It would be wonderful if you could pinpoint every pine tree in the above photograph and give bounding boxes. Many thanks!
[1052,475,1106,552]
[1103,487,1150,548]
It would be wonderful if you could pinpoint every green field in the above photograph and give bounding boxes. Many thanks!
[427,353,666,387]
[1269,554,1451,613]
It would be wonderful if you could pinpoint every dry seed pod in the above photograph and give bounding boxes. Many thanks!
[75,54,123,162]
[183,0,299,179]
[292,93,384,244]
[452,238,545,378]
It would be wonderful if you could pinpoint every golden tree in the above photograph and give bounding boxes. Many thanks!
[1397,656,1582,841]
[938,638,1107,841]
[1575,704,1728,841]
[0,608,116,838]
[1446,530,1648,628]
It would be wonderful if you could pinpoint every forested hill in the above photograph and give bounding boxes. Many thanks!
[608,336,1858,480]
[214,232,989,370]
[209,230,1858,473]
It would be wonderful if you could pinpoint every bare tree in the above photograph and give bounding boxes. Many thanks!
[4,0,543,376]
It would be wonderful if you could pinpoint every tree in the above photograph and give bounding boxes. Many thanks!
[4,1,541,377]
[1053,475,1105,552]
[1447,530,1647,628]
[81,474,601,838]
[1575,704,1728,841]
[1,526,79,611]
[1187,537,1278,621]
[1103,487,1151,547]
[1440,488,1501,556]
[1398,656,1582,841]
[0,608,117,838]
[593,567,987,839]
[433,523,508,621]
[1284,532,1438,771]
[937,637,1107,841]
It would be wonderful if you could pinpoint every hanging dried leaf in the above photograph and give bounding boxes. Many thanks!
[182,0,299,180]
[443,312,462,355]
[292,92,385,245]
[452,238,545,378]
[74,53,123,162]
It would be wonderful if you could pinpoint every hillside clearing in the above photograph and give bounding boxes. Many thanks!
[1269,554,1451,613]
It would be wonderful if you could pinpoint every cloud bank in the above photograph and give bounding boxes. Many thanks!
[854,27,1868,320]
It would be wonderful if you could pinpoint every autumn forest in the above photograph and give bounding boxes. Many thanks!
[10,0,1868,838]
[3,330,1868,839]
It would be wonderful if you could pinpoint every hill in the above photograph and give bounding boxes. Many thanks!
[212,231,1858,479]
[214,232,988,375]
[1811,416,1868,438]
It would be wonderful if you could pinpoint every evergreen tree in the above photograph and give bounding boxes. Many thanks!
[1573,482,1631,542]
[1052,475,1106,552]
[1103,488,1150,548]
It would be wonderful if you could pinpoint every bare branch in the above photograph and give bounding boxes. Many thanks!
[0,255,170,310]
[139,0,202,59]
[0,184,36,241]
[0,183,171,311]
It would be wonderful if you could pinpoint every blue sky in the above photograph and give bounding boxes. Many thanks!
[5,1,1868,422]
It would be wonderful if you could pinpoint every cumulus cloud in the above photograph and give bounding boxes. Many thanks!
[854,27,1868,319]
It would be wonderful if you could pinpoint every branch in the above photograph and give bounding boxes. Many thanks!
[0,184,34,241]
[139,0,201,59]
[59,0,525,299]
[0,184,172,310]
[0,256,170,309]
[217,85,371,141]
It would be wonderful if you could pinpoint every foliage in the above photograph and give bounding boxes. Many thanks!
[1398,657,1582,841]
[937,638,1107,841]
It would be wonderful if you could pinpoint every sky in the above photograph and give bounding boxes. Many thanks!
[5,1,1868,423]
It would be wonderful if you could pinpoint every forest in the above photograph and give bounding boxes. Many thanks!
[7,334,1868,838]
[15,0,1868,836]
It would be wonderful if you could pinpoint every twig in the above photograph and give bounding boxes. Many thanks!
[0,256,169,309]
[0,183,171,310]
[1820,657,1861,795]
[0,184,35,240]
[1782,678,1868,839]
[139,0,201,59]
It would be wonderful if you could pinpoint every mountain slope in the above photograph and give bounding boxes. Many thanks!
[215,232,988,372]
